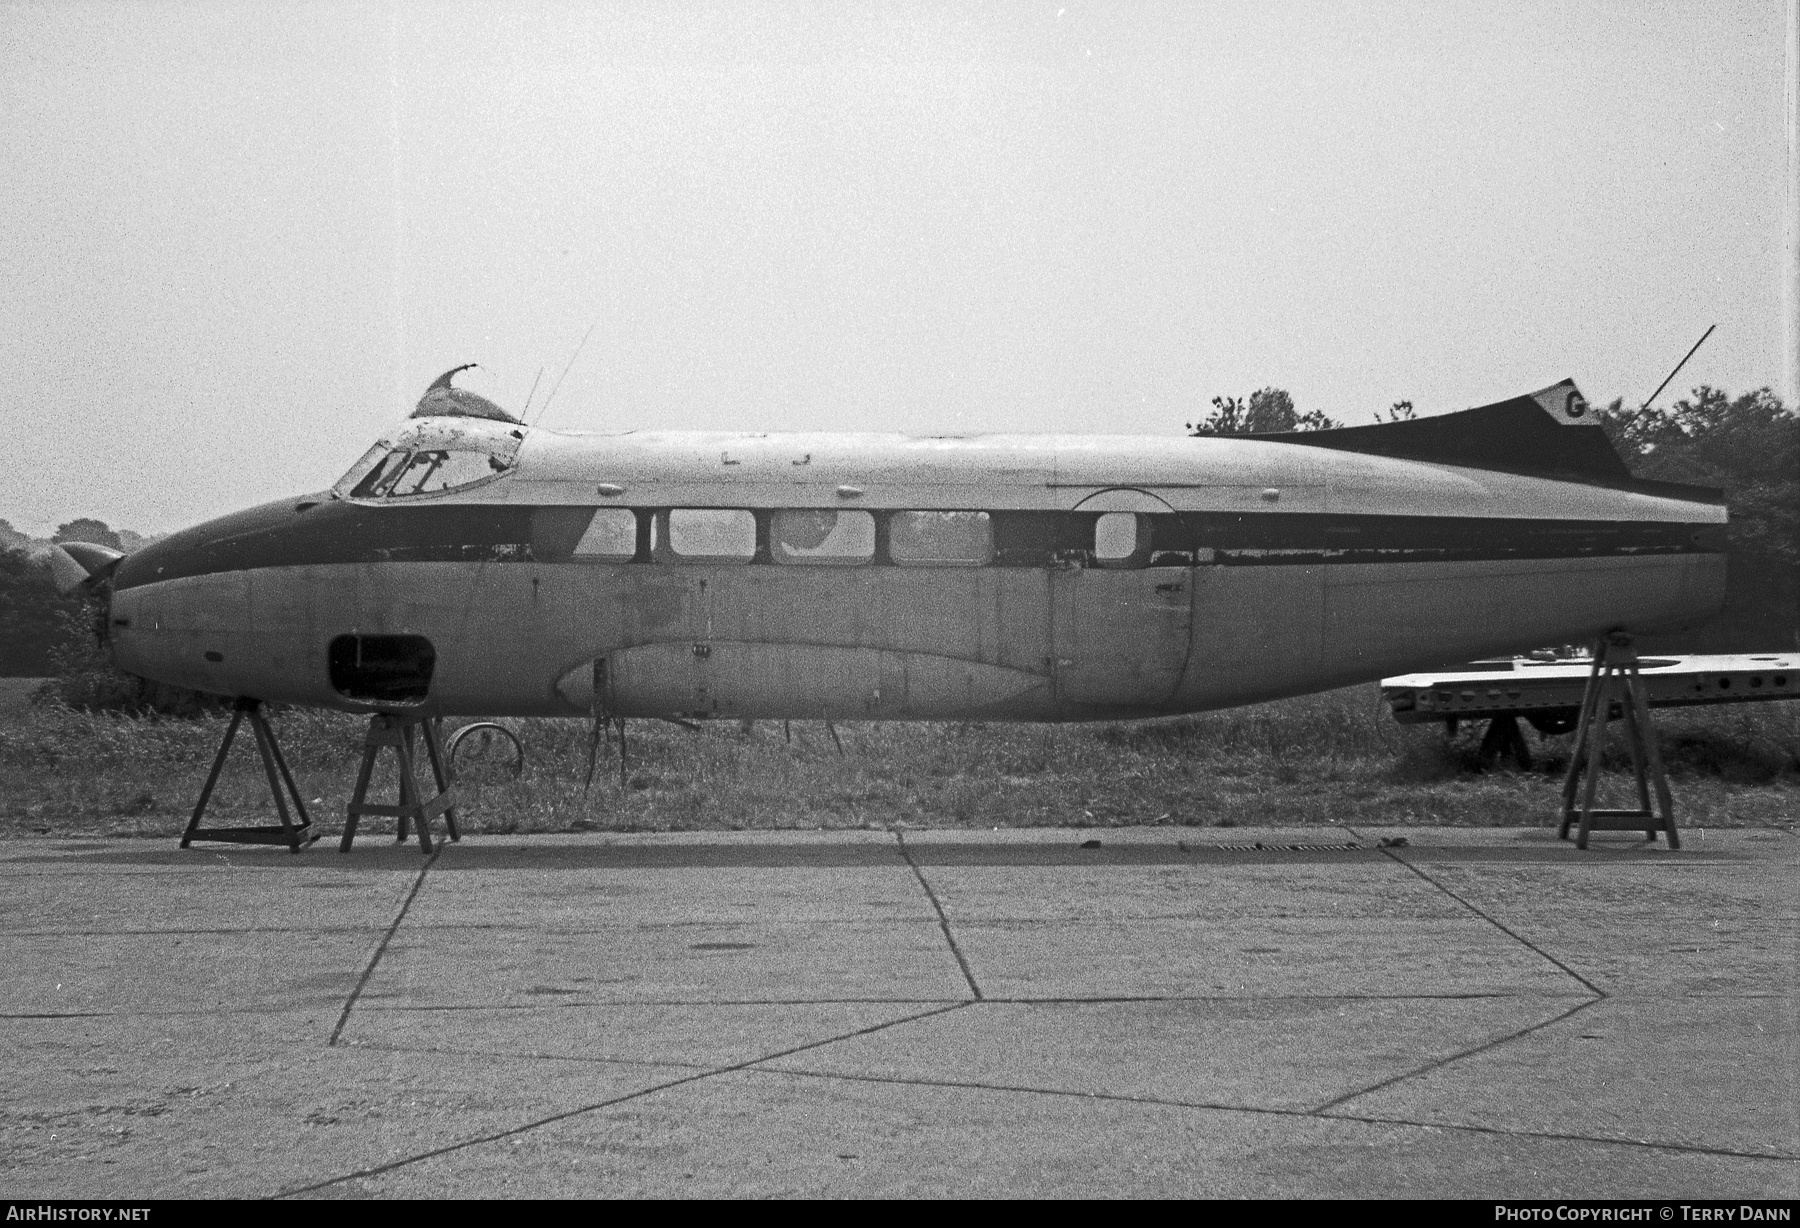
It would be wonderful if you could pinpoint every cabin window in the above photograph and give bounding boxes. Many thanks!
[528,507,591,562]
[1095,512,1150,567]
[383,449,510,498]
[772,509,875,565]
[573,508,638,561]
[532,507,640,564]
[662,509,756,563]
[889,511,991,566]
[1141,513,1232,565]
[990,512,1094,567]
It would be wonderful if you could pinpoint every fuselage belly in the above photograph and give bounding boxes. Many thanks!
[110,551,1724,722]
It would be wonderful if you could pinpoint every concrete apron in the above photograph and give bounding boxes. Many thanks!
[0,826,1794,1199]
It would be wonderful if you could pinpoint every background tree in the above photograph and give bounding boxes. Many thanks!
[1244,387,1298,432]
[52,518,124,551]
[0,550,86,676]
[0,518,206,708]
[1188,387,1339,435]
[0,518,35,553]
[1600,386,1798,651]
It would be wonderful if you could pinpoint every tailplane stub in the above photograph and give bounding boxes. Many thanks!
[1247,378,1719,500]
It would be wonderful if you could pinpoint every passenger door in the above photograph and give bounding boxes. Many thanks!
[1053,490,1194,715]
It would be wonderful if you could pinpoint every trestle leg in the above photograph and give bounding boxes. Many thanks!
[181,698,316,854]
[1477,715,1533,770]
[341,711,460,853]
[1557,633,1679,850]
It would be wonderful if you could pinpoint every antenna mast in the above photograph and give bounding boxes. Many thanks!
[534,323,597,427]
[518,366,544,421]
[1641,324,1716,411]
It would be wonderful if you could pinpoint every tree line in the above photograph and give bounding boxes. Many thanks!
[0,519,142,677]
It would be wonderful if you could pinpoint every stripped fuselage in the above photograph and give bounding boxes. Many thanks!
[108,400,1727,722]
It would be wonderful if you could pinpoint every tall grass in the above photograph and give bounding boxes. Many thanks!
[2,687,1795,837]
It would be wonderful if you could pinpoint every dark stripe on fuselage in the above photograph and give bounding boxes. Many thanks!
[113,495,1724,592]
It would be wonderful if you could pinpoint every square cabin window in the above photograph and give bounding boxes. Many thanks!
[664,508,756,563]
[1094,512,1147,566]
[572,508,637,562]
[889,511,992,567]
[772,509,875,565]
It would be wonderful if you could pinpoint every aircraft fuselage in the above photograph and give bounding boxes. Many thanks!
[106,400,1728,722]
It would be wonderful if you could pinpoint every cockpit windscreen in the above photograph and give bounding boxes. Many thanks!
[383,449,509,497]
[347,448,411,498]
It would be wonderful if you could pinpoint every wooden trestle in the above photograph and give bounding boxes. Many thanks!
[340,712,460,853]
[182,697,318,854]
[1558,633,1679,850]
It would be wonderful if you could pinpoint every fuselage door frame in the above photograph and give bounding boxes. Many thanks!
[1061,487,1195,714]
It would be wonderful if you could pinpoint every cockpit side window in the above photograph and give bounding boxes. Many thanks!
[384,449,509,497]
[349,449,411,498]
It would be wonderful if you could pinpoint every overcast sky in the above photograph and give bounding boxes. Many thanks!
[1,0,1790,536]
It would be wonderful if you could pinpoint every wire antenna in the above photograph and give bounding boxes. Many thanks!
[518,366,544,421]
[1642,324,1716,410]
[534,323,597,427]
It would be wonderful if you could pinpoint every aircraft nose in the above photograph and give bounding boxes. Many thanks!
[108,495,323,700]
[112,495,318,593]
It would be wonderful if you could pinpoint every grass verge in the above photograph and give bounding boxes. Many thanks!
[2,685,1795,839]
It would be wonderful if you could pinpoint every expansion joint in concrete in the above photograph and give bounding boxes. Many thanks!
[892,830,983,1000]
[1244,842,1615,1114]
[275,1000,973,1198]
[1374,846,1608,999]
[755,1066,1800,1165]
[1306,994,1604,1112]
[327,847,440,1047]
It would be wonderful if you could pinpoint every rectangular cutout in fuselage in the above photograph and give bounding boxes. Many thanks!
[328,634,436,704]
